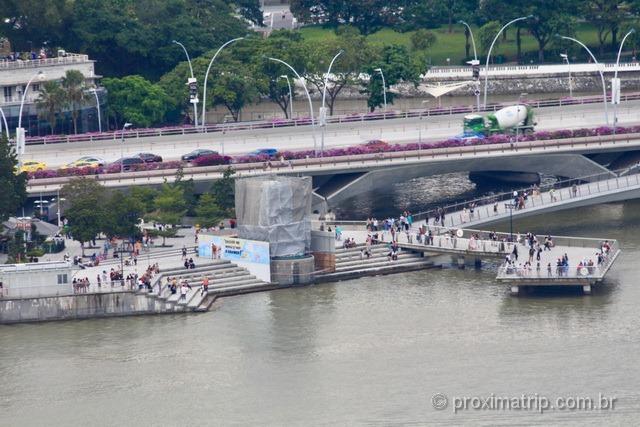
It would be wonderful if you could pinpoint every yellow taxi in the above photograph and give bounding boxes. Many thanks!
[59,156,105,170]
[19,160,47,173]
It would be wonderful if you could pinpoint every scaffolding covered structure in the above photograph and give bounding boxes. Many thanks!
[235,176,312,258]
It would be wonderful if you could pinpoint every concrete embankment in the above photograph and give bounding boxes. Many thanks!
[0,291,184,324]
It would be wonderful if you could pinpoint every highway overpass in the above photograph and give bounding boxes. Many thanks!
[22,99,640,169]
[27,132,640,213]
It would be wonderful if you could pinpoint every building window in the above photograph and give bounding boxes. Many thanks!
[3,86,12,102]
[57,274,68,284]
[32,84,40,92]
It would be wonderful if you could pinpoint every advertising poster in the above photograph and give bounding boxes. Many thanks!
[198,235,271,282]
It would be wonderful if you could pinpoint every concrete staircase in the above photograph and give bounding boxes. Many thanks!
[317,243,434,282]
[141,260,277,312]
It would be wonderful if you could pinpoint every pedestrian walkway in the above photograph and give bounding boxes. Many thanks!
[414,170,640,230]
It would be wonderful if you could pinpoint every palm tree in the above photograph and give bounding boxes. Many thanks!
[36,81,65,135]
[61,70,85,134]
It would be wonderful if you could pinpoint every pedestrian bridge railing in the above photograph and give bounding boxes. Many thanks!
[496,240,619,282]
[412,169,640,228]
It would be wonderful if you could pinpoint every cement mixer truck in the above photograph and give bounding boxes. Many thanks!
[462,105,536,138]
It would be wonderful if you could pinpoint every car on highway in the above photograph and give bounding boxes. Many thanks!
[453,132,485,144]
[181,149,218,161]
[248,148,278,158]
[136,152,163,163]
[110,156,145,171]
[19,160,47,173]
[59,156,106,170]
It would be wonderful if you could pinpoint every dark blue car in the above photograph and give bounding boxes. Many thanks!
[249,148,278,158]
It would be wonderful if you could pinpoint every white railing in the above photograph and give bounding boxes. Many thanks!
[0,53,90,71]
[424,62,640,79]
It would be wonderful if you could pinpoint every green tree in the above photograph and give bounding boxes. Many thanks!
[0,0,73,50]
[585,0,628,54]
[102,75,174,128]
[290,0,406,34]
[130,187,159,214]
[36,81,65,135]
[229,0,263,25]
[479,21,502,55]
[211,65,261,121]
[67,0,248,80]
[363,45,421,112]
[61,178,105,256]
[209,167,236,216]
[195,193,224,228]
[102,191,145,240]
[61,70,85,134]
[253,31,305,118]
[411,30,438,51]
[149,182,187,245]
[303,28,375,116]
[7,231,27,263]
[0,135,27,222]
[525,1,578,63]
[404,0,447,30]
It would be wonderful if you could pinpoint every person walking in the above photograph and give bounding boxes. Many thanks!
[201,276,209,296]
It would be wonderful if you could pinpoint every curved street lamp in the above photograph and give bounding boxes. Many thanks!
[120,122,132,174]
[267,56,318,155]
[90,88,102,133]
[459,20,480,111]
[279,75,294,119]
[373,68,387,115]
[172,40,198,127]
[0,107,9,140]
[483,16,531,108]
[320,50,344,156]
[201,37,244,128]
[17,71,45,167]
[557,35,609,125]
[613,29,635,134]
[560,53,572,98]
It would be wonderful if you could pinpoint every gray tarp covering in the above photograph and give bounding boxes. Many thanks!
[235,176,312,257]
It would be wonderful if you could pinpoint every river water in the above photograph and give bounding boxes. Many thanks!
[2,179,640,425]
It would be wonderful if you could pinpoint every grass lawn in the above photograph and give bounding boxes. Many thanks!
[299,23,619,66]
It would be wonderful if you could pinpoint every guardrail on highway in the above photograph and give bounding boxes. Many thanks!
[21,92,640,146]
[26,131,640,193]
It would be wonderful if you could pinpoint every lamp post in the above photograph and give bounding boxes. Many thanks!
[120,122,132,173]
[374,67,387,117]
[504,202,515,241]
[459,20,481,111]
[52,190,66,227]
[267,57,318,155]
[320,50,344,156]
[0,107,9,140]
[172,40,198,127]
[557,35,609,125]
[17,71,45,167]
[483,16,531,108]
[560,53,572,98]
[90,88,102,133]
[613,28,635,135]
[201,37,244,128]
[279,75,294,119]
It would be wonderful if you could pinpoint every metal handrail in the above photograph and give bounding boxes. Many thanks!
[412,168,640,224]
[20,91,640,146]
[26,133,640,191]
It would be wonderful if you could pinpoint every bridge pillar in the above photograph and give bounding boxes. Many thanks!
[457,256,465,269]
[474,257,482,269]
